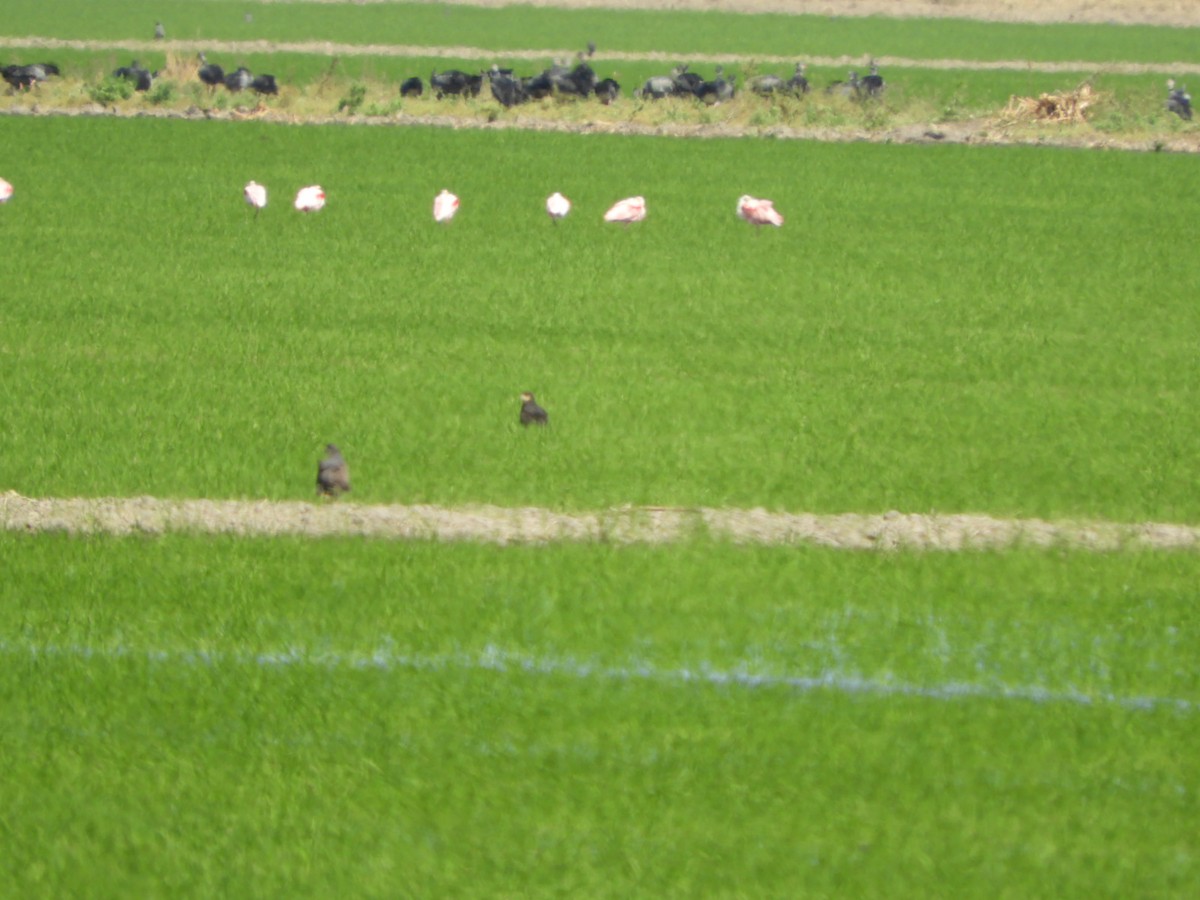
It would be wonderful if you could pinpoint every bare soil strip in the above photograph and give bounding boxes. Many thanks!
[2,492,1196,550]
[256,0,1200,29]
[4,36,1200,76]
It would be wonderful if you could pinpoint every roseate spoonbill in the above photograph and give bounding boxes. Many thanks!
[737,195,783,229]
[520,392,548,426]
[317,444,351,498]
[433,189,459,223]
[546,192,571,223]
[603,196,646,226]
[0,178,12,203]
[294,185,325,212]
[244,181,267,216]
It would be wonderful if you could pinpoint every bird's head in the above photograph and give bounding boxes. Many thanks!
[325,443,340,454]
[521,392,534,403]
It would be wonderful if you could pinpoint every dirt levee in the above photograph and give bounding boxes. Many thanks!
[2,492,1196,551]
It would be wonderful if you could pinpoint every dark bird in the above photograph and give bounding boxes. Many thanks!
[250,73,278,95]
[594,77,620,105]
[113,60,153,92]
[520,392,548,426]
[587,41,596,58]
[487,66,525,107]
[430,69,481,98]
[749,73,786,96]
[1167,79,1192,120]
[400,75,424,98]
[197,53,224,92]
[3,62,60,92]
[154,21,166,41]
[636,73,677,100]
[672,64,703,96]
[694,65,735,105]
[786,62,810,95]
[224,66,253,92]
[317,444,351,498]
[861,60,885,97]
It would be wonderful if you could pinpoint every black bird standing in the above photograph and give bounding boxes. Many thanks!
[317,444,352,498]
[520,392,548,426]
[1167,79,1192,120]
[198,53,225,93]
[861,60,885,98]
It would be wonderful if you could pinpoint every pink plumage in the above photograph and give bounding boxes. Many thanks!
[603,195,646,225]
[737,195,784,228]
[294,185,326,212]
[0,177,13,203]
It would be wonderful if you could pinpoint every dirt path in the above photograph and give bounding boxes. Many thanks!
[2,492,1196,550]
[260,0,1200,29]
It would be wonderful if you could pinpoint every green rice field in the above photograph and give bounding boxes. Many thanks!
[1,2,1199,895]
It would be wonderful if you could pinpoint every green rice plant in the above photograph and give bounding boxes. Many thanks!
[0,114,1197,522]
[144,77,176,105]
[0,533,1196,895]
[336,81,367,114]
[5,0,1200,65]
[85,74,134,106]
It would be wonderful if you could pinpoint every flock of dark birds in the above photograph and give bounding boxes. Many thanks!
[405,49,879,108]
[315,393,547,499]
[3,23,1196,122]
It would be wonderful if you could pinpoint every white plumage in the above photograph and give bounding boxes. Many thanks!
[294,185,325,212]
[546,191,571,222]
[433,189,460,223]
[243,180,267,213]
[0,177,12,203]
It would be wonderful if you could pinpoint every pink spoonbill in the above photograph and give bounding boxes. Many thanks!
[546,191,571,223]
[433,188,459,223]
[737,195,784,229]
[294,185,326,212]
[603,195,646,227]
[243,180,267,216]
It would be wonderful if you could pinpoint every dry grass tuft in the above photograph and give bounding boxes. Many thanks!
[1001,82,1100,124]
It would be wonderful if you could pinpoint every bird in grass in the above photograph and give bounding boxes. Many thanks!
[603,195,646,226]
[243,180,267,216]
[0,177,12,203]
[737,195,784,229]
[433,188,459,223]
[546,191,571,223]
[520,392,548,426]
[154,21,166,41]
[1167,79,1192,120]
[197,53,224,93]
[317,444,351,498]
[294,185,325,212]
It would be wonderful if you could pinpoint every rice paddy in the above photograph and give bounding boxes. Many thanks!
[2,3,1198,895]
